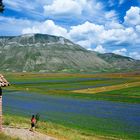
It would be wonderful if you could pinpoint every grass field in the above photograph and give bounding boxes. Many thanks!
[0,132,19,140]
[4,72,140,103]
[2,72,140,140]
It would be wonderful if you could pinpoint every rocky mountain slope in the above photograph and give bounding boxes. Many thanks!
[0,33,139,72]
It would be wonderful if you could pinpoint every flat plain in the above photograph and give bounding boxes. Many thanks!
[2,72,140,140]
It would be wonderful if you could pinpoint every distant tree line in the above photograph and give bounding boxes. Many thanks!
[0,0,4,13]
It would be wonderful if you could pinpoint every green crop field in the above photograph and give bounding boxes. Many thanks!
[4,72,140,103]
[2,72,140,140]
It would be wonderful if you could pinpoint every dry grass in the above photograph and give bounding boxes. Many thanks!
[73,81,140,94]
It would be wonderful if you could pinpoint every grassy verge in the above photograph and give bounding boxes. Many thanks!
[3,114,109,140]
[3,114,140,140]
[0,133,20,140]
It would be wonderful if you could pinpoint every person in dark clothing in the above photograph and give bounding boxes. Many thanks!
[30,115,36,132]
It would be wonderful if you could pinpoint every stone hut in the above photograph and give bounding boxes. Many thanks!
[0,74,9,130]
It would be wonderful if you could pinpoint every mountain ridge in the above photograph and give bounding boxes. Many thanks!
[0,33,139,72]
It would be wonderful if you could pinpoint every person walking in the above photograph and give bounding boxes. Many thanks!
[30,115,36,132]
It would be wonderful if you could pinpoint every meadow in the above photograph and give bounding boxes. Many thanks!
[2,72,140,140]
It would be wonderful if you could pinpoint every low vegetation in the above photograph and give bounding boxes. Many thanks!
[3,114,110,140]
[1,72,140,140]
[0,132,19,140]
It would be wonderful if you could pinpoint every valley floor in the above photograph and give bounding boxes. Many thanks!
[1,72,140,140]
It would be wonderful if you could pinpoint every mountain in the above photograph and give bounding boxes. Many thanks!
[97,53,140,71]
[0,34,111,72]
[0,33,139,72]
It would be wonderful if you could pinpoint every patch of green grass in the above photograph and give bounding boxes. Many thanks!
[3,114,108,140]
[0,133,20,140]
[4,114,139,140]
[87,86,140,103]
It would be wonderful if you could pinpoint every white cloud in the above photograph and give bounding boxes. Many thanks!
[69,21,104,46]
[105,10,117,20]
[136,25,140,33]
[124,6,140,26]
[68,21,138,49]
[43,0,115,24]
[105,21,124,29]
[113,48,127,56]
[101,27,138,45]
[77,40,92,50]
[44,0,82,16]
[0,16,37,35]
[129,52,140,60]
[22,20,68,37]
[94,45,106,53]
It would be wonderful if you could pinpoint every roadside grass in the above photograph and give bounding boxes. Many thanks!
[0,132,20,140]
[3,114,137,140]
[3,114,108,140]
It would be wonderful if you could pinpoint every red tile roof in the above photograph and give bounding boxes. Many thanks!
[0,74,9,87]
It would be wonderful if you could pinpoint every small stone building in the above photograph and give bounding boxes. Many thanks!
[0,74,9,130]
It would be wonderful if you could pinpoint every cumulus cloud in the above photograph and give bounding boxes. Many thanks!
[44,0,82,16]
[69,21,104,42]
[22,20,68,37]
[68,21,138,49]
[94,45,106,53]
[112,48,127,56]
[124,6,140,26]
[43,0,115,24]
[105,21,124,29]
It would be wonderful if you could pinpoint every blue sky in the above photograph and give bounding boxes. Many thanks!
[0,0,140,59]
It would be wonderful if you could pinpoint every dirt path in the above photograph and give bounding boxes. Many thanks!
[3,126,57,140]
